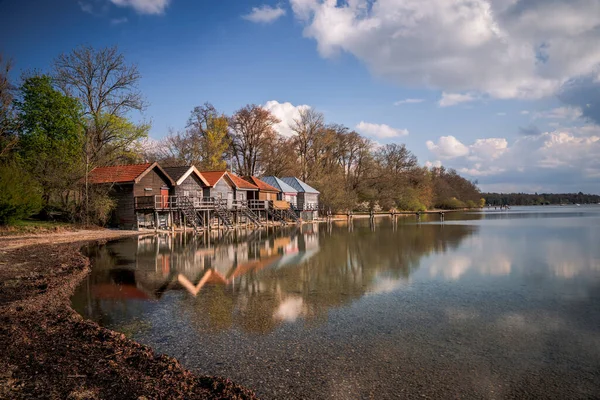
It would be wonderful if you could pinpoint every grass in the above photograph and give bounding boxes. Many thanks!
[0,219,77,236]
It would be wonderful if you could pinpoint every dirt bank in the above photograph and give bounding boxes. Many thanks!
[0,229,257,399]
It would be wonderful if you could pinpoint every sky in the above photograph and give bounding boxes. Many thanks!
[1,0,600,194]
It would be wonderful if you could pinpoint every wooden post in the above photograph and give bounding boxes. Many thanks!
[154,211,158,232]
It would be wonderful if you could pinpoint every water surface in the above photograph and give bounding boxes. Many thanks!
[73,206,600,399]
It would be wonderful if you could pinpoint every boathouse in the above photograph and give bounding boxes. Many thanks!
[87,162,175,229]
[200,171,237,208]
[227,172,260,202]
[244,176,280,201]
[163,166,209,202]
[281,177,320,220]
[261,176,298,208]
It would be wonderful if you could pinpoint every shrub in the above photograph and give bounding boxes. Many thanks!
[397,197,427,212]
[437,197,466,210]
[0,162,43,225]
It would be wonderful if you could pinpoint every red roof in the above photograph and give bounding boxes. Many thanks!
[200,171,228,187]
[88,163,152,184]
[228,173,259,190]
[199,171,259,190]
[246,176,280,193]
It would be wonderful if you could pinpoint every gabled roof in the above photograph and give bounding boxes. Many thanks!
[262,176,298,194]
[163,166,209,186]
[88,162,175,185]
[200,171,230,187]
[281,177,320,194]
[227,172,259,191]
[245,176,280,193]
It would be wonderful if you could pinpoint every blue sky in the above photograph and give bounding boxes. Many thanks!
[1,0,600,193]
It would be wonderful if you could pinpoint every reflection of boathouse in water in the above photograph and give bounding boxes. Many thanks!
[87,225,321,303]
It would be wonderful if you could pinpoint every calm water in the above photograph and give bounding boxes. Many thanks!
[72,206,600,399]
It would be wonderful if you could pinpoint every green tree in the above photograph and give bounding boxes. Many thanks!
[17,74,83,214]
[0,161,42,225]
[202,115,229,170]
[53,46,148,222]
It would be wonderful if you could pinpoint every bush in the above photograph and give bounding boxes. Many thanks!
[0,162,43,225]
[437,197,466,210]
[466,200,477,208]
[397,197,427,212]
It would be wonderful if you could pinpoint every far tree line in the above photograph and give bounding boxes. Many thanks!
[0,45,483,225]
[484,192,600,206]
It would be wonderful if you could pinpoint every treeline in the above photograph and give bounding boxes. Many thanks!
[0,46,482,225]
[484,192,600,206]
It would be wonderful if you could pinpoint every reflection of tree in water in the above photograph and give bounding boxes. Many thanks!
[183,218,479,334]
[73,217,479,335]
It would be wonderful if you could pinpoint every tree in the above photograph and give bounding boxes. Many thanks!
[202,115,229,170]
[290,108,324,181]
[155,104,230,169]
[53,46,148,221]
[17,74,83,214]
[262,136,299,177]
[0,161,42,225]
[0,54,18,159]
[229,104,279,176]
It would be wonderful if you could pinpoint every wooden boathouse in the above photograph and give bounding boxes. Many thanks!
[87,162,176,229]
[261,176,298,208]
[91,163,306,230]
[281,177,320,220]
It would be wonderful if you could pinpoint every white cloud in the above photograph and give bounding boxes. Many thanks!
[496,112,507,116]
[243,4,286,23]
[425,160,442,169]
[426,136,470,159]
[438,92,477,107]
[263,100,310,137]
[394,98,424,106]
[426,127,600,192]
[109,0,170,14]
[534,106,583,120]
[521,110,530,115]
[356,121,408,139]
[290,0,600,101]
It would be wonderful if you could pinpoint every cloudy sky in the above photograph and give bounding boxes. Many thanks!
[1,0,600,193]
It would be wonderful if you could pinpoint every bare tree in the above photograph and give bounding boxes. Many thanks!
[54,45,147,165]
[53,46,148,222]
[229,104,279,176]
[262,136,299,177]
[290,108,325,181]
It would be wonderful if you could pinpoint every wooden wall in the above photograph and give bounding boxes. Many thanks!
[258,191,277,201]
[174,174,205,198]
[207,177,234,207]
[110,184,136,228]
[297,193,318,210]
[133,168,172,197]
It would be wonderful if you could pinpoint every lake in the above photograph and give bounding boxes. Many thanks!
[72,206,600,399]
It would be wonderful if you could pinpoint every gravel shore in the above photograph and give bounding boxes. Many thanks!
[0,229,258,399]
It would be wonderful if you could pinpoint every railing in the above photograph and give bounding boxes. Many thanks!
[248,200,268,210]
[299,202,319,211]
[133,195,285,212]
[134,195,178,210]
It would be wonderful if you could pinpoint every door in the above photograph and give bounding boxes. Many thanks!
[227,192,234,209]
[161,188,169,208]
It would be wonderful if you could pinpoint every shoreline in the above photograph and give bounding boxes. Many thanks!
[0,229,258,399]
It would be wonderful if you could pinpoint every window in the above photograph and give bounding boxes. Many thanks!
[144,188,152,192]
[183,190,189,197]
